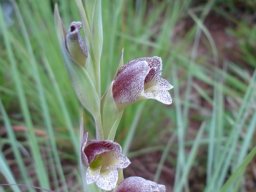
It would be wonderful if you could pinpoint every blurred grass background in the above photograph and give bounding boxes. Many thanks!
[0,0,256,191]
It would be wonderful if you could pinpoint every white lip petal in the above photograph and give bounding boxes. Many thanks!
[155,77,173,90]
[86,167,101,184]
[95,169,118,191]
[146,77,173,92]
[142,90,172,105]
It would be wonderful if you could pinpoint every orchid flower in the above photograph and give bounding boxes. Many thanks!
[112,56,173,108]
[81,133,130,191]
[115,176,166,192]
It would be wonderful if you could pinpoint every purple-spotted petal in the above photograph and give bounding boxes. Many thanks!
[112,61,150,107]
[134,56,162,74]
[117,154,130,169]
[115,176,166,192]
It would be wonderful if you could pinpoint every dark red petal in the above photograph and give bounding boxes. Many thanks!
[144,68,156,84]
[83,140,121,164]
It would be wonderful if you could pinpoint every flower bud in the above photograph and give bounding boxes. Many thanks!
[54,6,88,67]
[65,21,88,67]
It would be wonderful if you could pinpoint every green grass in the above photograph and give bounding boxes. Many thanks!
[0,0,256,192]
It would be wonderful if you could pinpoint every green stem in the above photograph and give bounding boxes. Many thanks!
[94,112,104,140]
[118,169,124,183]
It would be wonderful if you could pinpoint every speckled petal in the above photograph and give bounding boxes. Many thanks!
[112,61,150,106]
[115,176,166,192]
[107,153,130,170]
[154,77,173,90]
[144,56,162,73]
[96,169,119,191]
[117,154,131,169]
[132,56,162,73]
[142,90,172,105]
[145,77,173,92]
